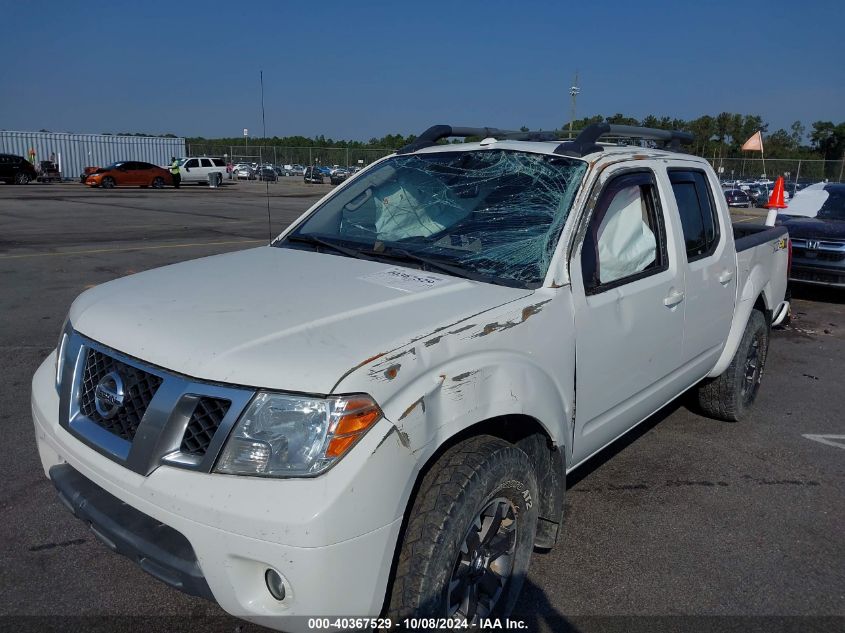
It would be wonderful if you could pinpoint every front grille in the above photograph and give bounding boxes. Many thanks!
[79,348,163,442]
[180,397,231,456]
[793,248,845,262]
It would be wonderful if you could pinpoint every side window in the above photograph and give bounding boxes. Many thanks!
[185,159,199,169]
[581,171,667,292]
[668,170,720,260]
[200,158,213,168]
[212,158,226,167]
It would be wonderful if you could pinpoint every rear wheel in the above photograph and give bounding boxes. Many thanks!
[696,310,769,421]
[387,436,538,623]
[15,172,31,185]
[101,176,115,189]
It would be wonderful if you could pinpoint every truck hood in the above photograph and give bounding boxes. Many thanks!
[69,247,532,393]
[779,216,845,240]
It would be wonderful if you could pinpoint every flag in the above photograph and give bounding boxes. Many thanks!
[741,131,764,152]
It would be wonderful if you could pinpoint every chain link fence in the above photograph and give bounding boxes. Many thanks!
[184,143,845,186]
[185,144,395,168]
[705,157,844,185]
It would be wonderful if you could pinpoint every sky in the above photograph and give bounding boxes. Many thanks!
[2,0,843,142]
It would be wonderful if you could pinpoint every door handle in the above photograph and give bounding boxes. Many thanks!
[663,290,685,307]
[718,270,735,284]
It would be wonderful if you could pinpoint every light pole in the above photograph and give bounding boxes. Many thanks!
[568,72,580,139]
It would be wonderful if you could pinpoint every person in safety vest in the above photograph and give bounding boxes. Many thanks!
[170,157,181,188]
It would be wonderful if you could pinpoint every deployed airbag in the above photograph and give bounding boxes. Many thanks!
[374,171,470,241]
[596,185,656,283]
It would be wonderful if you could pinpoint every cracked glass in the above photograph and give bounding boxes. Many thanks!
[280,150,587,288]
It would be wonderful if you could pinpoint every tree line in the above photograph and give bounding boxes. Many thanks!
[184,114,844,163]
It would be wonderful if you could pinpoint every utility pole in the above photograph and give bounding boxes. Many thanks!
[568,72,580,139]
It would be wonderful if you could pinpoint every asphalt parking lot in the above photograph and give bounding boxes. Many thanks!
[0,181,843,632]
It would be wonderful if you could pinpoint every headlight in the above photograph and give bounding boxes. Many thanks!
[215,392,382,477]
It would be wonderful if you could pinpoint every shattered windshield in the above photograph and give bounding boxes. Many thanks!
[277,150,586,287]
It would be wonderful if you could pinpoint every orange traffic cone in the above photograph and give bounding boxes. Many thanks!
[764,176,787,226]
[766,177,788,209]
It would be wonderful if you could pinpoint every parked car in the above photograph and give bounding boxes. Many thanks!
[37,160,61,182]
[32,122,789,630]
[724,189,752,208]
[778,182,845,286]
[303,165,324,183]
[259,166,278,182]
[330,168,349,185]
[175,157,227,185]
[317,166,332,176]
[234,165,256,180]
[84,161,172,188]
[0,153,38,184]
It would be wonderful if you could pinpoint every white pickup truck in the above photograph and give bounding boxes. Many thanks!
[32,123,790,630]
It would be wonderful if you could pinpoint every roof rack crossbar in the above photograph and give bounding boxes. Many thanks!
[397,123,695,157]
[396,125,559,154]
[555,122,694,157]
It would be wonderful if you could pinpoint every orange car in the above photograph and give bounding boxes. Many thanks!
[85,161,173,188]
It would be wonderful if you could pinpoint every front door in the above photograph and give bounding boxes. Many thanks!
[569,166,686,465]
[183,158,200,182]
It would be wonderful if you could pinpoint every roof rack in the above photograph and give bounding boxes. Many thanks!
[397,123,694,157]
[396,125,559,154]
[555,122,694,156]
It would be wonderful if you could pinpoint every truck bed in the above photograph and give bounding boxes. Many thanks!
[733,222,788,252]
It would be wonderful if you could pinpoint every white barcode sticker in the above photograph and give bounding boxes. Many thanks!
[358,266,452,293]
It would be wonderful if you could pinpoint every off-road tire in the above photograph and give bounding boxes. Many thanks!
[696,310,769,421]
[387,435,538,623]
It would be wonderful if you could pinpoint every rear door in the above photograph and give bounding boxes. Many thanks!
[199,158,214,182]
[665,166,736,376]
[123,162,144,185]
[569,165,686,464]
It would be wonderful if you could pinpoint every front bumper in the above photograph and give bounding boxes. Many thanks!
[32,353,412,630]
[789,262,845,287]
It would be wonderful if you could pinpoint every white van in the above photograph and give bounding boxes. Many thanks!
[176,157,226,184]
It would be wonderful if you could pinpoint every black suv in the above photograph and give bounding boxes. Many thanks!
[303,166,324,184]
[0,154,38,184]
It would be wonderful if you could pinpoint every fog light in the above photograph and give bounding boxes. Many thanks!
[265,568,286,601]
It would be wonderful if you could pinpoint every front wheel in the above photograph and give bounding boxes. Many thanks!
[696,310,769,421]
[101,176,115,189]
[387,436,538,623]
[152,176,165,189]
[15,172,31,184]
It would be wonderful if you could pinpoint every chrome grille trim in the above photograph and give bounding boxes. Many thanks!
[57,330,255,475]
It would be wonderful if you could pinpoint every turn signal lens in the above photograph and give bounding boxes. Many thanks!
[325,396,383,460]
[334,407,381,435]
[326,434,358,458]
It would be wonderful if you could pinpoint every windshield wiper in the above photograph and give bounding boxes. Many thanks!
[284,234,375,261]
